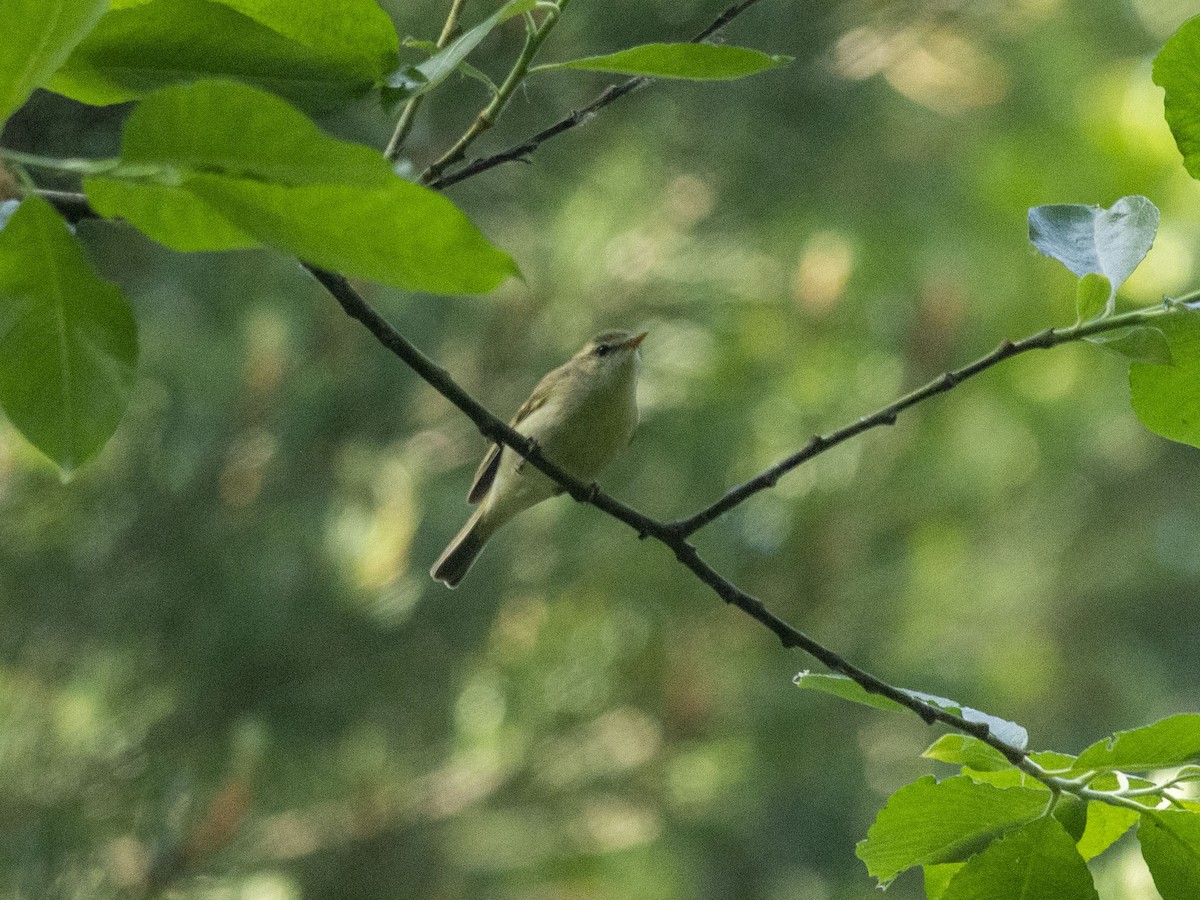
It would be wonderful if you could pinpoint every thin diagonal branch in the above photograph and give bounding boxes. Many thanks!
[41,187,1191,809]
[670,299,1200,536]
[427,0,767,190]
[385,0,470,161]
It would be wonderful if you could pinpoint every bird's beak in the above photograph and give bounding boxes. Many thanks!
[624,332,648,350]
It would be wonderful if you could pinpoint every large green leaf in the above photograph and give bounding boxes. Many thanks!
[1073,714,1200,773]
[0,197,137,474]
[1028,196,1159,313]
[84,80,518,293]
[924,863,963,900]
[49,0,383,108]
[939,817,1098,900]
[206,0,397,78]
[1130,312,1200,448]
[795,672,1028,749]
[1138,810,1200,900]
[540,43,791,80]
[385,0,536,103]
[0,0,108,126]
[1076,802,1138,861]
[924,735,1014,773]
[1154,16,1200,181]
[856,775,1048,886]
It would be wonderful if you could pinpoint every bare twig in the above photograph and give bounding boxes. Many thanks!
[670,299,1199,536]
[385,0,471,161]
[427,0,767,190]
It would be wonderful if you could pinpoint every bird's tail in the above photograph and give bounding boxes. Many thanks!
[431,507,492,588]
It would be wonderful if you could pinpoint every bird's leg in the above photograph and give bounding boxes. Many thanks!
[516,438,541,473]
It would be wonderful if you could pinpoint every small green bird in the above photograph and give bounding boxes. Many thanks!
[431,330,647,588]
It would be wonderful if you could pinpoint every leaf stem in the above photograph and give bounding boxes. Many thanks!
[421,0,568,183]
[385,0,471,162]
[0,147,117,175]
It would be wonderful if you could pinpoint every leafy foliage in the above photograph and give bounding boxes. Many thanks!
[2,0,1200,897]
[0,0,108,127]
[85,80,519,292]
[50,0,383,108]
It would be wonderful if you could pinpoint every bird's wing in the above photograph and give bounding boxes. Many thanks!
[466,384,552,504]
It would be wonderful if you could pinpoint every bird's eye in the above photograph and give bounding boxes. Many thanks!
[594,343,612,357]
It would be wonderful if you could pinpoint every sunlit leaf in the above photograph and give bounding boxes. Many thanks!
[0,0,108,126]
[1138,810,1200,900]
[940,817,1098,900]
[1130,312,1200,447]
[856,775,1048,886]
[1028,196,1159,313]
[924,863,963,900]
[1077,803,1138,861]
[1073,714,1200,773]
[208,0,397,78]
[1154,15,1200,181]
[0,197,137,474]
[924,735,1013,773]
[50,0,382,108]
[540,43,791,80]
[1076,273,1110,322]
[84,80,518,293]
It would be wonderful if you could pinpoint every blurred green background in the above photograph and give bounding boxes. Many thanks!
[4,0,1200,897]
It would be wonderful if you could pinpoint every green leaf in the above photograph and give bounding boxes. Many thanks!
[1138,810,1200,900]
[84,80,517,293]
[1154,16,1200,181]
[1075,273,1110,322]
[940,817,1098,900]
[50,0,383,108]
[795,672,1029,749]
[1028,196,1159,313]
[1087,326,1173,366]
[206,0,398,79]
[1130,312,1200,448]
[1076,802,1138,861]
[187,175,518,293]
[924,735,1013,773]
[0,197,137,474]
[1074,714,1200,773]
[924,863,963,900]
[1052,795,1088,843]
[384,0,536,103]
[540,43,792,80]
[856,775,1048,886]
[0,0,108,126]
